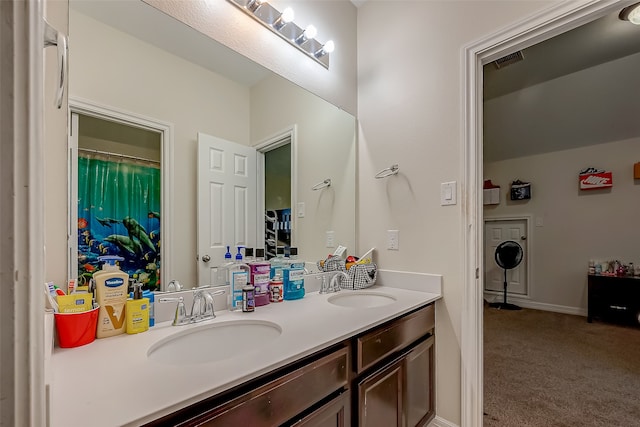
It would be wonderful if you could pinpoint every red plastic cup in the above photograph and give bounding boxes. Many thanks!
[54,306,99,348]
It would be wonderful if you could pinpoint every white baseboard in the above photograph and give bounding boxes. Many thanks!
[483,293,587,317]
[429,415,459,427]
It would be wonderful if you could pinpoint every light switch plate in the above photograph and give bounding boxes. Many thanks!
[387,230,399,250]
[326,231,335,248]
[297,202,305,218]
[441,181,457,206]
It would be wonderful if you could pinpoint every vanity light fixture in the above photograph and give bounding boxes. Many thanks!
[228,0,334,68]
[620,2,640,24]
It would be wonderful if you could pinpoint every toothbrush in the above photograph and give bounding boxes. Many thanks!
[357,247,375,264]
[44,282,59,312]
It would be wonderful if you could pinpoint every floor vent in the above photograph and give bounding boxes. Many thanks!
[494,51,524,69]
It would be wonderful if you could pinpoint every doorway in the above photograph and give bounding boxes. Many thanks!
[461,1,632,425]
[483,218,529,298]
[68,99,174,290]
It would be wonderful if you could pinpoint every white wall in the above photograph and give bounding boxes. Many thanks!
[250,74,357,263]
[143,0,358,115]
[356,1,555,424]
[484,137,640,312]
[66,10,251,288]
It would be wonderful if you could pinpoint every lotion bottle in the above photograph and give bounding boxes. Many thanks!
[94,255,129,338]
[217,246,233,286]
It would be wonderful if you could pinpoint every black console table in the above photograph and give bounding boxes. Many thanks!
[588,274,640,326]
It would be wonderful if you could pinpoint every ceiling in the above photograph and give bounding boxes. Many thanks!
[483,6,640,162]
[484,8,640,100]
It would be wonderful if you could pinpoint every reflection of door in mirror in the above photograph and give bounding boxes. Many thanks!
[197,133,257,287]
[264,142,292,260]
[69,111,163,291]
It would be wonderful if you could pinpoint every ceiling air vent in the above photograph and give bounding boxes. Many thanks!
[494,51,524,69]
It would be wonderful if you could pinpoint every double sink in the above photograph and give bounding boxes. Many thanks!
[147,291,397,365]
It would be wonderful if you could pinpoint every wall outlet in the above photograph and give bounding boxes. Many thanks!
[326,231,335,248]
[387,230,399,250]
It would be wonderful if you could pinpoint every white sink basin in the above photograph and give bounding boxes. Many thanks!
[327,292,397,308]
[147,320,282,365]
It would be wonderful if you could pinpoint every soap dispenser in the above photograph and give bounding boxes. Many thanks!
[228,246,250,311]
[216,246,233,286]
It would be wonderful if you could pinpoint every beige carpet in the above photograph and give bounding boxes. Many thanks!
[484,306,640,427]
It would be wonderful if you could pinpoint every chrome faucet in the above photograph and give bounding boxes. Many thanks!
[159,288,225,326]
[319,271,347,294]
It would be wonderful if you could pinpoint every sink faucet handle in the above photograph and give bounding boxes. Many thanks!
[158,296,189,326]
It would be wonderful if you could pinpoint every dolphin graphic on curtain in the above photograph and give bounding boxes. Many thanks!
[77,155,161,291]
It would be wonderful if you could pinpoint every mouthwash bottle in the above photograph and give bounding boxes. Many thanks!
[228,246,250,311]
[249,248,271,307]
[282,249,305,301]
[270,247,286,279]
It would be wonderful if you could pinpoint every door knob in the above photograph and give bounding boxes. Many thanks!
[520,236,527,241]
[202,254,211,262]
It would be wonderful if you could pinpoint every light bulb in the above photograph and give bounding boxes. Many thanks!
[274,7,294,30]
[282,7,294,23]
[315,40,335,58]
[323,40,335,54]
[304,25,317,39]
[629,5,640,24]
[295,24,317,44]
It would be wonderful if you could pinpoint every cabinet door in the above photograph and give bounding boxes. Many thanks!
[404,336,435,427]
[291,391,351,427]
[358,358,404,427]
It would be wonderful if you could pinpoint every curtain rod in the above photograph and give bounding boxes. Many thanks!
[78,147,160,165]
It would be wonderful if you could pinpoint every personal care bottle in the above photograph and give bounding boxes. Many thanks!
[244,247,254,262]
[129,288,155,327]
[228,246,250,311]
[217,246,233,286]
[94,255,129,338]
[249,249,271,307]
[126,283,150,334]
[283,257,305,301]
[270,247,286,279]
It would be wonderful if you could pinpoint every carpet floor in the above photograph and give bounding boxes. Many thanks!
[484,307,640,427]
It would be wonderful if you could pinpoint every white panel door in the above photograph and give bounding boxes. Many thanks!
[484,219,528,295]
[197,133,257,286]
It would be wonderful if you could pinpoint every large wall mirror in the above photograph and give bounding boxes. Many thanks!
[68,0,356,291]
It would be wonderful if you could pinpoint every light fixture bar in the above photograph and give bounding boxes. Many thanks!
[228,0,332,69]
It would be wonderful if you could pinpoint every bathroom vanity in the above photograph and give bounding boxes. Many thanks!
[49,281,440,427]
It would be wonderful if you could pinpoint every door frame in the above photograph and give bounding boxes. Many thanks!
[68,97,175,285]
[254,125,298,251]
[461,1,633,425]
[483,215,532,300]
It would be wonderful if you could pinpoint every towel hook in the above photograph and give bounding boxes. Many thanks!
[374,164,399,179]
[312,178,332,190]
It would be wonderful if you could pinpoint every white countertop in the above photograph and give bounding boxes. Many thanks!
[50,279,441,426]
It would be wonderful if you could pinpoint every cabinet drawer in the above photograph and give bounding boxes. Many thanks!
[356,304,434,373]
[190,346,349,426]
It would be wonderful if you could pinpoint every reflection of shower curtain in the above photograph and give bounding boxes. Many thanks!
[77,154,161,290]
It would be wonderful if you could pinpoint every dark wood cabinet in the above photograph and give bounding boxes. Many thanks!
[354,305,435,427]
[588,274,640,326]
[291,391,351,427]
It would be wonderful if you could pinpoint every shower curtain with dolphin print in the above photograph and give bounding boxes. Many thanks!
[77,154,161,290]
